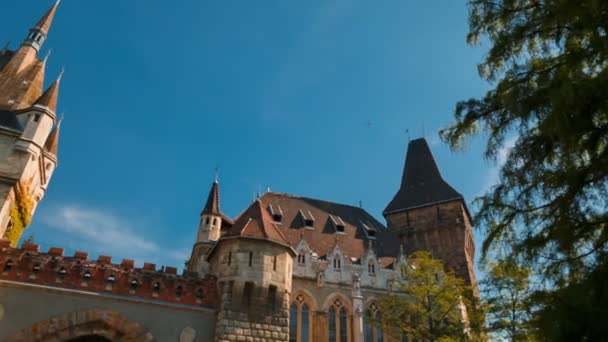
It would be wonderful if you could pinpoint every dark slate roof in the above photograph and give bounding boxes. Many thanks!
[0,110,23,131]
[383,138,463,215]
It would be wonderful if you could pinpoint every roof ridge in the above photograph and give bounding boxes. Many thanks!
[262,192,370,212]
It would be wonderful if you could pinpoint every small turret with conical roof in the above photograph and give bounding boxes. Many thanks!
[197,180,231,242]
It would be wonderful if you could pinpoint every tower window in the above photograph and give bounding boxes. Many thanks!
[273,255,277,271]
[249,251,253,267]
[333,257,341,270]
[227,252,232,266]
[298,254,306,265]
[213,218,219,226]
[33,114,40,122]
[243,281,253,307]
[267,285,277,310]
[205,217,210,224]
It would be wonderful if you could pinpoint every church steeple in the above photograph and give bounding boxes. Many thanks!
[23,0,61,52]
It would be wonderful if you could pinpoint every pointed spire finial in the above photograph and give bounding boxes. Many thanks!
[34,0,61,34]
[43,49,52,63]
[214,164,219,183]
[57,67,65,83]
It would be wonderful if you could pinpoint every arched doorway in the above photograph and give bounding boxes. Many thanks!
[5,309,154,341]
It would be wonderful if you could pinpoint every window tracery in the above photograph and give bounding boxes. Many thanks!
[290,293,312,342]
[328,298,349,342]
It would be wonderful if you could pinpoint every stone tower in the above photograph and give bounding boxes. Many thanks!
[208,200,296,342]
[0,1,63,246]
[187,180,233,275]
[383,138,477,288]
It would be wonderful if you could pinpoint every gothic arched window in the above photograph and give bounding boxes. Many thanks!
[328,298,349,342]
[363,302,383,342]
[290,293,312,342]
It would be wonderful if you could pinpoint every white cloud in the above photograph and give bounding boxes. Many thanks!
[40,205,189,267]
[480,136,517,195]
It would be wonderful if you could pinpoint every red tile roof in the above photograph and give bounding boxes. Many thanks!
[227,193,399,260]
[224,200,291,246]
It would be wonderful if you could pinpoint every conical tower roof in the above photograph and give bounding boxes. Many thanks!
[384,138,463,215]
[44,119,61,155]
[201,181,221,216]
[34,70,62,112]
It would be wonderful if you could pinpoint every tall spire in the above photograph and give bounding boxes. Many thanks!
[23,0,61,51]
[201,180,221,216]
[383,138,463,215]
[34,69,62,113]
[44,116,62,155]
[35,0,61,34]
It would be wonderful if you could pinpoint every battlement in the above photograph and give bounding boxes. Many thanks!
[0,240,218,308]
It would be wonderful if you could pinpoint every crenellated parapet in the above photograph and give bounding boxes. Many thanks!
[0,239,218,308]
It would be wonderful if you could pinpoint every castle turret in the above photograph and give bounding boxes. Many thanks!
[383,138,477,288]
[0,1,63,246]
[207,200,296,342]
[186,180,233,275]
[15,72,61,155]
[198,180,223,242]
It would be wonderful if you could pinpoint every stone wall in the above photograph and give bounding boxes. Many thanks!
[214,282,290,342]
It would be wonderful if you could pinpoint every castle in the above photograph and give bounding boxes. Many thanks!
[0,2,477,341]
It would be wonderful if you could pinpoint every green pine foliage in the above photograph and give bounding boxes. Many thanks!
[441,0,608,340]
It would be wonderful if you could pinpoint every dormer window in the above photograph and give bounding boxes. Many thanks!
[268,204,283,222]
[361,222,377,239]
[330,215,346,233]
[299,209,315,228]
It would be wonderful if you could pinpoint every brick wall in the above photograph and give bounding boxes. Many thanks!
[386,200,477,288]
[0,239,218,308]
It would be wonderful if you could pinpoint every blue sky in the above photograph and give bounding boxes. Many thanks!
[5,0,504,270]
